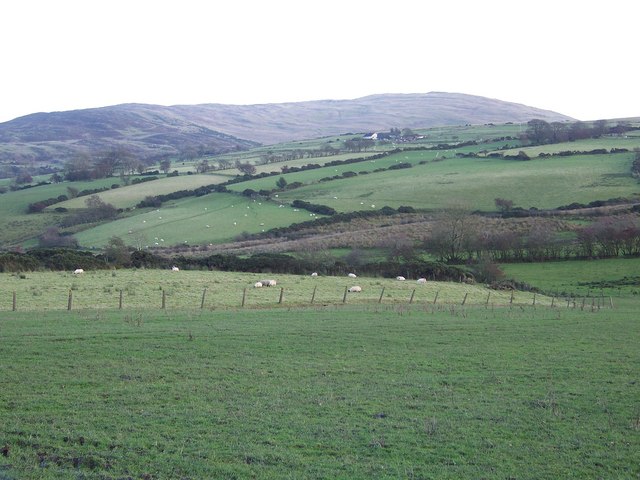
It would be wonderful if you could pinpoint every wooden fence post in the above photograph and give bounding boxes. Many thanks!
[509,291,514,305]
[161,289,166,309]
[278,287,284,304]
[461,292,468,306]
[433,291,439,304]
[242,288,247,307]
[67,289,73,311]
[609,296,614,309]
[342,286,348,304]
[485,292,491,307]
[409,288,416,304]
[532,293,536,306]
[12,291,16,311]
[378,287,385,304]
[551,296,555,308]
[119,289,123,310]
[310,286,317,304]
[200,288,207,309]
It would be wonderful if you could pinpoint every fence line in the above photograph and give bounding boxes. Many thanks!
[2,287,614,312]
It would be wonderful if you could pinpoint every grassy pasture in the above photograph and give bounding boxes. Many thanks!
[70,150,638,248]
[502,257,640,298]
[267,153,638,212]
[0,303,637,478]
[73,193,315,248]
[226,149,441,195]
[0,178,126,246]
[0,270,547,312]
[498,136,640,157]
[51,173,232,210]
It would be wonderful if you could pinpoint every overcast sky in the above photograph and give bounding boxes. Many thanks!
[1,0,637,123]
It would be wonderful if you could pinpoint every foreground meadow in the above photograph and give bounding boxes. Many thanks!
[0,304,638,479]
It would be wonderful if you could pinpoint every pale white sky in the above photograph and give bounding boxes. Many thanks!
[0,0,637,123]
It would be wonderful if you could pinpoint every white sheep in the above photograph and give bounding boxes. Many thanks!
[396,276,406,281]
[171,266,180,271]
[254,282,263,288]
[348,273,357,278]
[348,286,362,293]
[417,278,427,284]
[73,268,84,274]
[311,272,318,277]
[260,279,277,287]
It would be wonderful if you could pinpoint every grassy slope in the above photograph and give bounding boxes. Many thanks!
[52,173,232,210]
[263,152,637,212]
[1,270,541,311]
[60,149,639,248]
[3,121,639,250]
[0,304,637,479]
[501,257,640,297]
[73,192,317,248]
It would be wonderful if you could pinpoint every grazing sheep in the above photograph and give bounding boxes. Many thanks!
[260,279,277,287]
[348,286,362,293]
[311,272,318,277]
[348,273,357,278]
[396,276,406,281]
[417,278,427,284]
[73,268,84,274]
[254,282,263,288]
[171,266,180,272]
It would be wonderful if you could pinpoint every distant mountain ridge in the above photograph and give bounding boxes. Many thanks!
[0,92,572,167]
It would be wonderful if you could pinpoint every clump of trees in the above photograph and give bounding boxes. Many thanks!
[58,195,118,228]
[424,210,640,264]
[524,119,637,145]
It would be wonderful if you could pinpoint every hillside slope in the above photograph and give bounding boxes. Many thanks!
[168,92,573,144]
[0,92,572,168]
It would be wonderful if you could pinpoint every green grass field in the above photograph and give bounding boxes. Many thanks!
[265,152,637,212]
[1,270,545,312]
[52,174,232,210]
[1,303,637,479]
[499,136,640,157]
[502,257,640,298]
[73,192,318,248]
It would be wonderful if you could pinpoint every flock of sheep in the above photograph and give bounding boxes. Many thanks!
[75,267,429,293]
[248,272,428,292]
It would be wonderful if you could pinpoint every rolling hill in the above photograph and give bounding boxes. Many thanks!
[0,92,572,169]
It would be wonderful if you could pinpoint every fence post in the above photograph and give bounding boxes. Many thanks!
[67,289,73,311]
[242,288,247,307]
[310,286,317,304]
[278,287,284,304]
[509,291,514,305]
[461,292,468,306]
[532,293,536,306]
[551,296,555,308]
[200,288,207,309]
[378,287,385,304]
[485,292,491,307]
[161,289,166,309]
[342,286,348,304]
[409,288,416,304]
[119,289,123,310]
[12,291,16,311]
[609,296,614,309]
[433,291,439,304]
